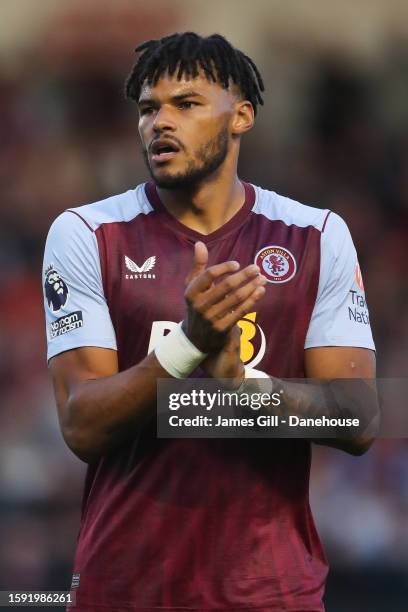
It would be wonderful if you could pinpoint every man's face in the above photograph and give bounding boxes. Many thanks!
[138,71,238,189]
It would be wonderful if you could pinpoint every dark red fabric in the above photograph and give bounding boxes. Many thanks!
[69,184,327,611]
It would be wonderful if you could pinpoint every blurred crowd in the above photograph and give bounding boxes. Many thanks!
[0,5,407,608]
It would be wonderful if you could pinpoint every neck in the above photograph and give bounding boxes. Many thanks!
[155,159,245,235]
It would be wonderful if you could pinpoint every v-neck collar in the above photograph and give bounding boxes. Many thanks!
[144,181,256,244]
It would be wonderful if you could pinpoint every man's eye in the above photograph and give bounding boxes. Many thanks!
[140,107,154,116]
[179,101,197,109]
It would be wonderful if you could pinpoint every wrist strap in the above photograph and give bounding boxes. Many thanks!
[154,322,207,378]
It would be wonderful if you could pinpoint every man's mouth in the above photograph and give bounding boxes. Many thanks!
[150,139,181,163]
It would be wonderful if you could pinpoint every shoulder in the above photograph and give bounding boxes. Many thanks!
[251,184,331,233]
[44,185,147,269]
[46,183,152,244]
[251,184,354,256]
[65,183,153,232]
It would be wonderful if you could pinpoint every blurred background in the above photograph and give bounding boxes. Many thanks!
[0,1,407,610]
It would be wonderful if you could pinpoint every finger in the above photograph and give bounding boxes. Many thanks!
[213,286,266,332]
[185,241,208,286]
[187,260,240,297]
[205,274,267,320]
[194,264,261,310]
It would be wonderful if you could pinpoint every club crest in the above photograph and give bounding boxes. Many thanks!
[255,246,297,284]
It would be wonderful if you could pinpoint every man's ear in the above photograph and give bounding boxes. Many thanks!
[231,100,254,136]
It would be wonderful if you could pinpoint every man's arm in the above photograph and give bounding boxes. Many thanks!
[299,211,378,454]
[203,338,378,455]
[50,347,169,463]
[305,345,378,455]
[256,346,378,455]
[49,243,266,463]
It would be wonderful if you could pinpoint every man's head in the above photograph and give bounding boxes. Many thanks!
[125,32,264,189]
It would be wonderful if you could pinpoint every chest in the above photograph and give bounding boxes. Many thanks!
[97,212,321,374]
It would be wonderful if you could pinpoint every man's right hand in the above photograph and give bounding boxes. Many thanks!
[183,242,267,353]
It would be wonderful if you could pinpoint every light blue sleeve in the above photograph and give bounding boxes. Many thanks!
[304,212,375,350]
[42,211,117,361]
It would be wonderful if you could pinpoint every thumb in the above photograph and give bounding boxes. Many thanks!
[186,241,208,285]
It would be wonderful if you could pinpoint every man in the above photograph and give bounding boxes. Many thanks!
[43,33,376,611]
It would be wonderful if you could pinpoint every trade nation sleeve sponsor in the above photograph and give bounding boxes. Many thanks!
[304,212,375,350]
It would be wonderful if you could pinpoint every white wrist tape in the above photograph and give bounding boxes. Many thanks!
[154,322,207,378]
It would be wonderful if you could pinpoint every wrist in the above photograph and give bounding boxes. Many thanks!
[155,321,208,378]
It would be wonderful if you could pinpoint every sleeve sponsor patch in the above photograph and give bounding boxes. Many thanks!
[347,264,369,325]
[50,311,84,338]
[348,290,370,325]
[44,264,70,313]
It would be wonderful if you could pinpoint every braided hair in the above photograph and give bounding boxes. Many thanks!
[125,32,264,115]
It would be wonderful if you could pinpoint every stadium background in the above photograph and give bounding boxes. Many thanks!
[0,1,407,610]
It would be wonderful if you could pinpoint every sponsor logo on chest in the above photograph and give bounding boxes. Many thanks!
[148,312,266,368]
[124,255,157,280]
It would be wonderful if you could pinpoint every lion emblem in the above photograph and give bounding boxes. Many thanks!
[44,265,69,312]
[264,254,287,276]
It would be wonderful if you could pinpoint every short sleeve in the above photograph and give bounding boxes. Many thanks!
[42,211,117,361]
[304,212,375,350]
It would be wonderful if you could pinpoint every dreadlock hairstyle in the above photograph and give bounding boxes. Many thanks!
[125,32,264,115]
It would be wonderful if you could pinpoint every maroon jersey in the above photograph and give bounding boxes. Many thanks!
[43,181,374,610]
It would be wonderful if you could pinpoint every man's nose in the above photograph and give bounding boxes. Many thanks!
[152,106,176,132]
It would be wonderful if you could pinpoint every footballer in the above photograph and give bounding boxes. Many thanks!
[43,33,377,611]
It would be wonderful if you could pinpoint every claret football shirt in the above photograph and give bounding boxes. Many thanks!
[43,182,374,611]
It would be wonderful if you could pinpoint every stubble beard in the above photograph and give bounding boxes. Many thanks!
[143,126,229,190]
